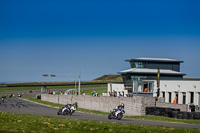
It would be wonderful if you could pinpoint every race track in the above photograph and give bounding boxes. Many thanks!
[0,97,200,129]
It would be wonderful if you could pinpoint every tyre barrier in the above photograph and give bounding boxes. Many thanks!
[194,112,200,119]
[187,112,194,119]
[145,107,200,120]
[172,110,178,119]
[181,112,188,119]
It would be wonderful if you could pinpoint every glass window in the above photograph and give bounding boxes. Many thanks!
[130,62,144,68]
[136,62,143,68]
[131,76,147,81]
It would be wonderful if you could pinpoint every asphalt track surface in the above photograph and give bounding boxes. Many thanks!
[0,97,200,129]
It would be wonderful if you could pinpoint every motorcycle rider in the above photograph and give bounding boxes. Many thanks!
[112,103,125,116]
[117,103,125,110]
[62,102,78,114]
[62,103,72,114]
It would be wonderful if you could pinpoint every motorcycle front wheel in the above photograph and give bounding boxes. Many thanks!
[57,109,62,115]
[108,114,112,119]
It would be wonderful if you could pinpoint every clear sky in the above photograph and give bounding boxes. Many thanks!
[0,0,200,83]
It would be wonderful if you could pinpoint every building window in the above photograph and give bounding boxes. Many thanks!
[175,92,178,104]
[130,62,144,68]
[162,92,165,98]
[190,92,194,104]
[182,92,186,104]
[131,76,147,81]
[169,92,171,103]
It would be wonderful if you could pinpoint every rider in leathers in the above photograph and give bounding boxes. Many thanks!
[113,103,125,116]
[62,102,78,114]
[62,103,72,114]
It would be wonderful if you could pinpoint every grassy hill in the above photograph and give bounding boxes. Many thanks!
[183,78,200,80]
[92,74,123,82]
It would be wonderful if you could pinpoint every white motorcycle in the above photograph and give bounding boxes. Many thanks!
[57,102,78,116]
[108,108,125,120]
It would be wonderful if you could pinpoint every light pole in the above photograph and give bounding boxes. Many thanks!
[78,70,81,95]
[157,67,160,98]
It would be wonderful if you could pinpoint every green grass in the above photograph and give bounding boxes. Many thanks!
[0,84,107,93]
[83,88,107,96]
[22,96,64,108]
[21,96,200,125]
[125,115,200,125]
[0,86,43,92]
[54,88,107,96]
[0,112,200,133]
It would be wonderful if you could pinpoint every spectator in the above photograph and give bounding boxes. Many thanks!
[82,92,85,96]
[144,88,148,92]
[81,91,85,96]
[173,96,177,104]
[92,91,96,96]
[109,92,111,97]
[113,91,117,97]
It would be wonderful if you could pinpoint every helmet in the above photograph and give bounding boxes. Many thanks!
[74,102,78,106]
[121,103,125,107]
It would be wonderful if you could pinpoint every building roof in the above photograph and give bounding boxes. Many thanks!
[119,68,186,75]
[125,57,184,63]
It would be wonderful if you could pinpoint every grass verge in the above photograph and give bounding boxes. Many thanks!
[0,112,200,133]
[21,96,200,124]
[0,84,107,93]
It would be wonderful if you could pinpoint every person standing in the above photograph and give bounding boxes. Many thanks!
[144,88,148,92]
[173,96,177,103]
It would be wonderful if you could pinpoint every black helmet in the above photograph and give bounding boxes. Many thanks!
[74,102,78,106]
[121,103,124,107]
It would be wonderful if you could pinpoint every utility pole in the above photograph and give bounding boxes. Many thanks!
[155,67,160,108]
[75,81,77,90]
[157,67,160,98]
[78,70,81,95]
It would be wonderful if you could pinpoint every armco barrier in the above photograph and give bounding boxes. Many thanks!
[41,94,146,116]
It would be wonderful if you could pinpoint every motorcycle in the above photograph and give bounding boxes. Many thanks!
[108,108,125,120]
[57,102,78,116]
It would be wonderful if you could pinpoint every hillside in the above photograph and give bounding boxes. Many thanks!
[92,74,123,82]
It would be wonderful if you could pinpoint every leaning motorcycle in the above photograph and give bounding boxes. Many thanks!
[108,108,125,120]
[57,103,78,116]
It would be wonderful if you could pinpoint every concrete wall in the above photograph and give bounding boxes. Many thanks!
[41,94,145,116]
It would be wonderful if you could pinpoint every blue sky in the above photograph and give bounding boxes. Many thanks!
[0,0,200,82]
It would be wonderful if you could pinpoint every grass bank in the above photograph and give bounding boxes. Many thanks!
[0,112,199,133]
[0,84,107,93]
[21,96,200,124]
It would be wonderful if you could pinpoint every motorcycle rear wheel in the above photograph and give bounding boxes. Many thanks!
[117,114,123,120]
[70,110,74,115]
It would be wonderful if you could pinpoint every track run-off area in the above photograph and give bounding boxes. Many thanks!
[0,97,200,129]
